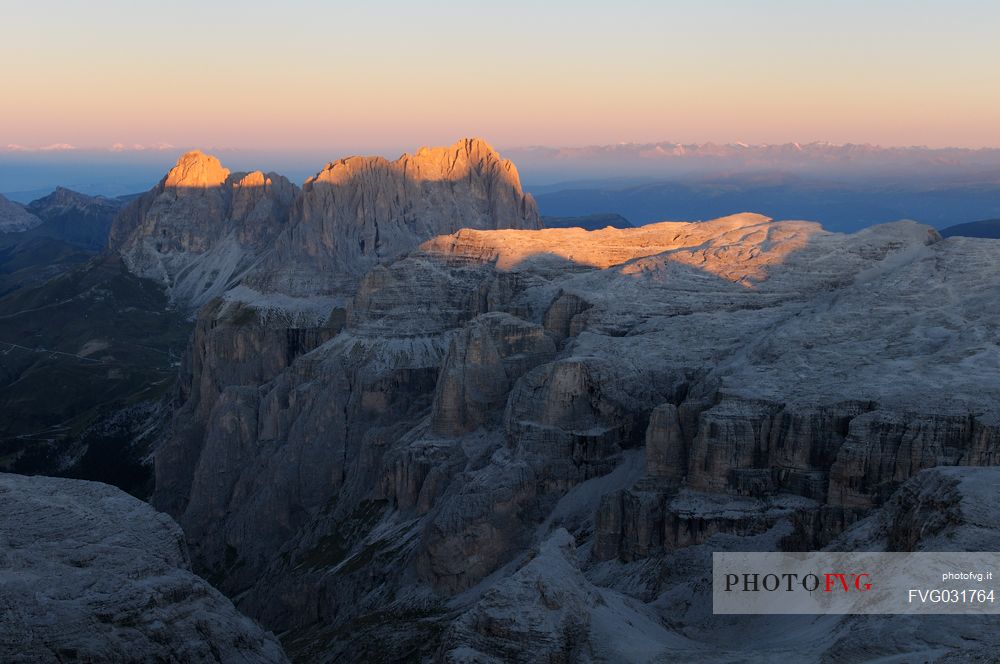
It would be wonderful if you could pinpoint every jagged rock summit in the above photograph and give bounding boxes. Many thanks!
[0,192,43,232]
[109,150,298,307]
[245,137,542,301]
[108,139,541,311]
[163,149,231,188]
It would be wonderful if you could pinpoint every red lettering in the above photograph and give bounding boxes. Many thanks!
[824,573,848,592]
[824,572,872,592]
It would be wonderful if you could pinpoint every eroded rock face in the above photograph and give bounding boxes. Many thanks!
[153,297,342,517]
[828,411,1000,508]
[644,403,685,486]
[834,465,1000,552]
[147,139,541,540]
[593,397,1000,557]
[431,313,556,436]
[542,291,591,341]
[0,472,287,663]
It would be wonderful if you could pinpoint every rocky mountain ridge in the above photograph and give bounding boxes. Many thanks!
[108,138,541,313]
[26,186,124,247]
[0,192,42,232]
[109,151,299,308]
[143,181,1000,661]
[7,138,1000,662]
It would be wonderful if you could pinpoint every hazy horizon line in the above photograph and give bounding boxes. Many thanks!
[7,138,1000,157]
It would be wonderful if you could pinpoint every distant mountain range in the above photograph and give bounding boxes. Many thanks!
[7,139,1000,199]
[541,212,633,230]
[507,141,1000,183]
[940,218,1000,238]
[26,187,125,249]
[531,174,1000,233]
[507,141,1000,232]
[6,141,1000,234]
[0,188,128,297]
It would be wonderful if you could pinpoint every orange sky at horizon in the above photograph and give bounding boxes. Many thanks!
[4,1,1000,152]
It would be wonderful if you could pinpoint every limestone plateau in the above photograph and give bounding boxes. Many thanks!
[5,138,1000,663]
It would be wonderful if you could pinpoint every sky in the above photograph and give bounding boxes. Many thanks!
[2,0,1000,155]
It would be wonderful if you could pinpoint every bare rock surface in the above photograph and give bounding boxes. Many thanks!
[22,139,1000,660]
[127,143,1000,661]
[0,193,42,232]
[246,137,541,302]
[431,312,557,436]
[141,201,1000,661]
[833,465,1000,552]
[0,472,287,663]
